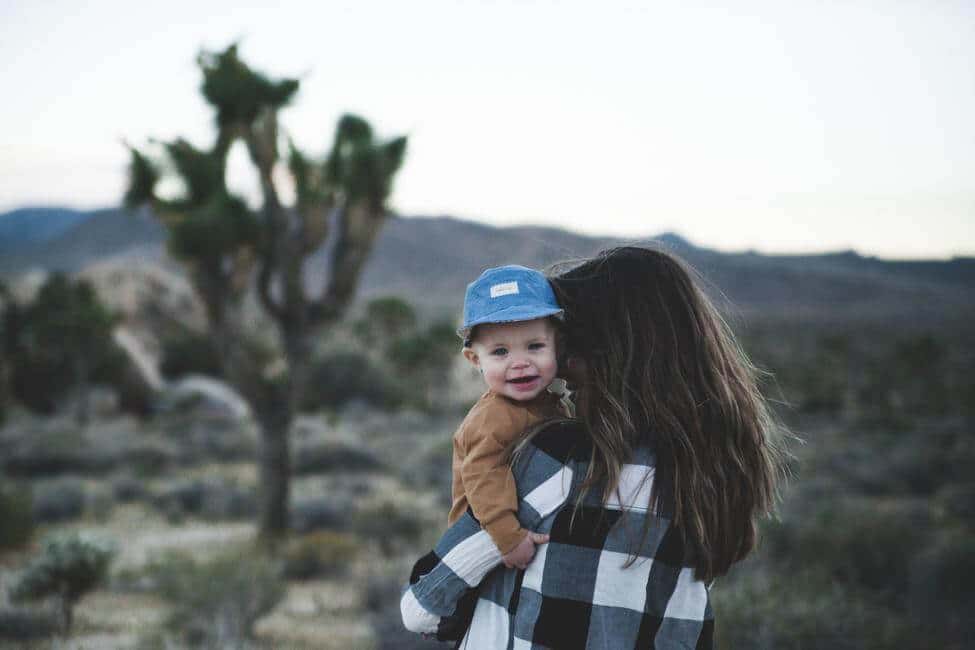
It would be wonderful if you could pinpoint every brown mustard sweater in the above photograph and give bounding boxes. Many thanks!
[447,390,566,554]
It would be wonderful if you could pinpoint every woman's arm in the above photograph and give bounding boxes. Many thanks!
[401,422,583,635]
[400,512,500,635]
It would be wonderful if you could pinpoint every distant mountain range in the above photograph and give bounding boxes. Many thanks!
[2,207,972,325]
[0,207,94,253]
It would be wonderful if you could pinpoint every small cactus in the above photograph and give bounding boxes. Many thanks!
[11,532,115,633]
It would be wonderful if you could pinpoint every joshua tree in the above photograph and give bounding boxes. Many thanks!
[124,44,407,542]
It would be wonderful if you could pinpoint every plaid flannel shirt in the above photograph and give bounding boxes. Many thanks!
[402,421,715,649]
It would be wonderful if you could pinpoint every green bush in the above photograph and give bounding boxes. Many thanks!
[385,320,460,411]
[199,482,257,521]
[112,475,148,503]
[352,499,425,556]
[292,439,384,475]
[910,532,975,622]
[767,498,930,596]
[936,483,975,523]
[7,274,124,417]
[145,547,285,647]
[86,487,115,523]
[151,479,256,522]
[0,606,61,641]
[713,569,917,650]
[290,497,348,534]
[31,479,86,523]
[301,350,403,411]
[0,484,33,549]
[780,335,851,414]
[11,532,115,632]
[282,531,358,580]
[160,330,223,380]
[355,296,418,346]
[124,438,178,477]
[3,427,115,478]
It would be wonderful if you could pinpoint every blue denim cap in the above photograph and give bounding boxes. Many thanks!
[459,265,563,342]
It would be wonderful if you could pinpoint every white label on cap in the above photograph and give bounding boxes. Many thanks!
[490,281,519,298]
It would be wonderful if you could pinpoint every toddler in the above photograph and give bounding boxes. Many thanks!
[448,265,568,570]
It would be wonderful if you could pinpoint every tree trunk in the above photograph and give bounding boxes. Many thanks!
[58,589,73,634]
[0,354,9,426]
[73,356,90,427]
[257,329,311,542]
[257,403,292,544]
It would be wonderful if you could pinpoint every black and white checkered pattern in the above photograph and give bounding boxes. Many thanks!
[402,421,715,649]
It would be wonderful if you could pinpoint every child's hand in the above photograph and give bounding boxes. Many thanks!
[501,532,549,570]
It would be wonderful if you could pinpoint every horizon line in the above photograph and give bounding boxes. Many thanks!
[1,202,972,264]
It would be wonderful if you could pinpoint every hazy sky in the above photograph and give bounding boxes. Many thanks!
[2,0,973,259]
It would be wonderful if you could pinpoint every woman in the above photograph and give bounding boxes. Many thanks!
[402,246,788,648]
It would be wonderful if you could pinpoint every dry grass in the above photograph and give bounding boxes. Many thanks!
[0,408,455,650]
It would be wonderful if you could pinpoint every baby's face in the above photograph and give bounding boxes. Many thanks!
[464,318,558,402]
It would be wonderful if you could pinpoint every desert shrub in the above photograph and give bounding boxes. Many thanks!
[158,413,257,462]
[7,274,125,418]
[197,426,258,461]
[713,569,917,650]
[386,320,459,411]
[3,428,115,478]
[282,531,358,580]
[11,532,115,632]
[123,438,177,477]
[936,482,975,523]
[882,429,961,496]
[352,499,425,556]
[301,350,403,411]
[293,439,384,475]
[0,606,61,641]
[363,572,399,614]
[909,532,975,629]
[355,296,418,346]
[112,475,148,502]
[159,330,223,380]
[0,484,33,549]
[776,334,851,414]
[290,497,348,534]
[833,426,971,498]
[151,479,256,522]
[152,479,206,519]
[401,434,454,504]
[31,479,86,523]
[766,498,931,597]
[145,547,285,648]
[86,487,115,523]
[199,482,257,520]
[886,335,951,416]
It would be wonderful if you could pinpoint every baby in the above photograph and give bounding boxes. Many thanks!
[448,265,568,569]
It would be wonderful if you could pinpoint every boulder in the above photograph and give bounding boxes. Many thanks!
[159,375,251,421]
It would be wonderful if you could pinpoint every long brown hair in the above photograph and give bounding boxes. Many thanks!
[549,246,790,583]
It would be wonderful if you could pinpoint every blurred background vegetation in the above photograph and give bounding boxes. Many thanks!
[1,43,973,650]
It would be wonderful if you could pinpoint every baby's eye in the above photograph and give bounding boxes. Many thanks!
[490,347,508,356]
[528,342,546,350]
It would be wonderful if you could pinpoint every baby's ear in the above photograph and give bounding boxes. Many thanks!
[463,348,480,368]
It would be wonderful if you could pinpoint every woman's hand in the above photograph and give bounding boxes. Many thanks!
[501,531,550,570]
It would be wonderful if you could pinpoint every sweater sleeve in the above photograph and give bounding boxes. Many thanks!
[459,415,527,554]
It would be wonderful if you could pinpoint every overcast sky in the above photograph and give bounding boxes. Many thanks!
[2,0,973,259]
